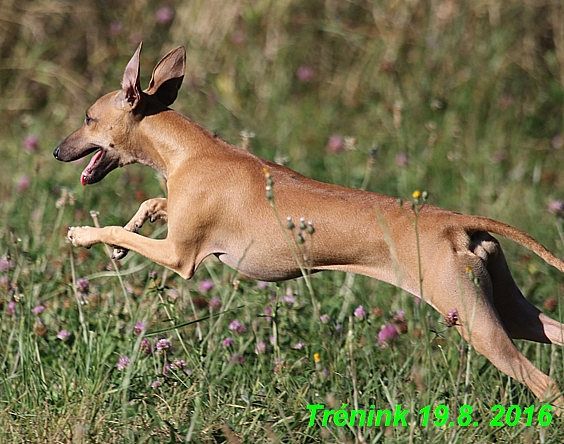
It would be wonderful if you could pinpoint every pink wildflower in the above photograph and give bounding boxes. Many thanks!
[133,321,145,336]
[76,278,89,292]
[395,152,409,168]
[354,305,366,320]
[155,6,174,23]
[140,338,152,355]
[110,21,122,36]
[255,340,268,354]
[57,330,71,341]
[16,175,31,192]
[282,293,296,305]
[378,324,399,345]
[326,135,345,154]
[116,355,130,371]
[444,309,459,327]
[209,296,221,310]
[171,358,186,370]
[6,300,16,316]
[199,279,214,293]
[156,339,172,351]
[229,353,244,365]
[228,319,247,334]
[23,134,39,153]
[0,257,13,272]
[548,200,564,215]
[296,65,314,82]
[32,305,45,315]
[222,337,235,348]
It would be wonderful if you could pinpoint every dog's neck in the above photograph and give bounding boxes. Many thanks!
[133,110,218,179]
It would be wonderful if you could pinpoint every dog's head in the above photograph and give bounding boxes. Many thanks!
[53,43,186,185]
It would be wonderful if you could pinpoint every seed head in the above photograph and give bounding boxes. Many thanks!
[307,221,315,234]
[286,216,295,230]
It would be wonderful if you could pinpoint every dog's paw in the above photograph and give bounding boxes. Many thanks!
[111,247,129,260]
[67,226,98,249]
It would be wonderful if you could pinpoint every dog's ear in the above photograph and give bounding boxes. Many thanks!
[116,42,143,111]
[145,46,186,107]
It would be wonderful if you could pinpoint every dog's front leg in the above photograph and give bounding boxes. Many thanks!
[112,198,168,260]
[68,225,194,278]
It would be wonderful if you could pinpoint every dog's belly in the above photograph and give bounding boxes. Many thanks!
[215,252,310,281]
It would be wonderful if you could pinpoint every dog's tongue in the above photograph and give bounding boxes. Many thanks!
[81,150,103,186]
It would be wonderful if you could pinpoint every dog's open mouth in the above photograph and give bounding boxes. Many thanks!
[81,149,104,186]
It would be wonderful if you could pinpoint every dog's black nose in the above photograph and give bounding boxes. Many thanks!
[53,146,60,159]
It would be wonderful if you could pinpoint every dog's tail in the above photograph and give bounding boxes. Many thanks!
[461,215,564,273]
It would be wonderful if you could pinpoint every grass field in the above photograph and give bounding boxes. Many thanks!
[3,0,564,442]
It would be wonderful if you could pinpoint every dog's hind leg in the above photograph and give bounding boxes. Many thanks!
[112,198,168,260]
[471,231,564,346]
[424,242,564,407]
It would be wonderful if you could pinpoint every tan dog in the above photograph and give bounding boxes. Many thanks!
[55,44,564,408]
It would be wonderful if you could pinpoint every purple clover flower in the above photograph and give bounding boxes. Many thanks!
[23,134,39,153]
[354,305,366,320]
[116,355,131,371]
[156,339,172,351]
[228,319,247,334]
[378,324,399,345]
[254,340,268,354]
[444,309,459,327]
[222,337,235,348]
[133,321,145,336]
[0,257,14,272]
[32,305,45,315]
[209,296,221,310]
[171,358,186,370]
[57,330,71,341]
[76,278,89,292]
[199,279,214,293]
[140,338,152,355]
[548,199,564,215]
[155,6,174,24]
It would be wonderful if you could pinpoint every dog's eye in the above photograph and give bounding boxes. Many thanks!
[85,114,92,125]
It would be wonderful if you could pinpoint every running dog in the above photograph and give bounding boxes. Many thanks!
[54,44,564,408]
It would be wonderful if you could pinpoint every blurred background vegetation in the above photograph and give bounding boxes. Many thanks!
[3,0,564,442]
[4,0,564,215]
